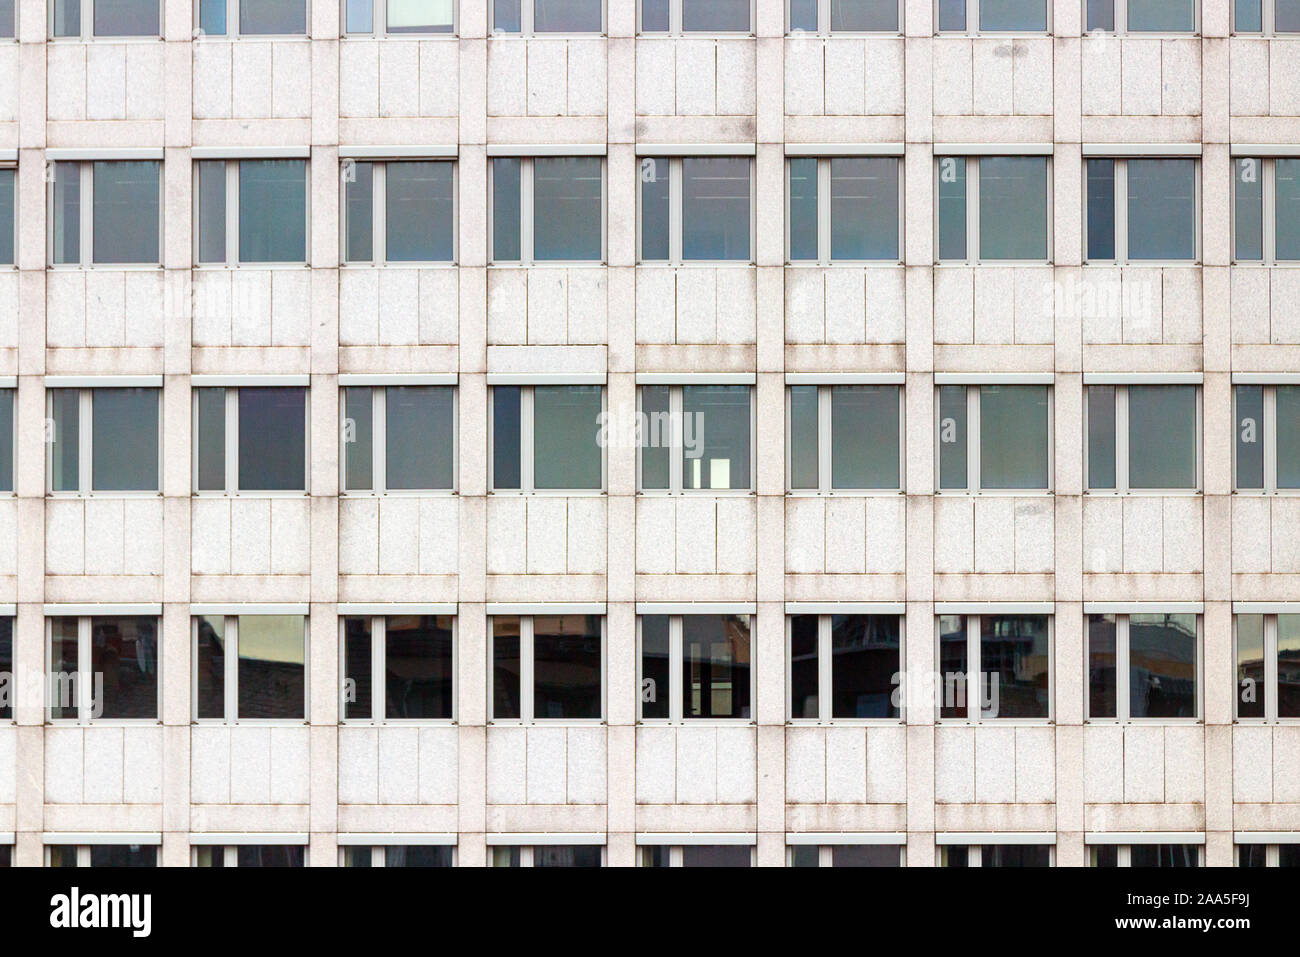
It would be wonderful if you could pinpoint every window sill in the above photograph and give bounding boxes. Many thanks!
[785,261,904,268]
[1082,260,1200,268]
[47,719,162,727]
[637,719,756,726]
[488,261,607,269]
[48,264,163,272]
[488,719,605,727]
[935,260,1054,268]
[340,719,457,727]
[1084,718,1202,725]
[342,489,458,498]
[785,489,905,497]
[191,719,310,726]
[489,32,607,39]
[936,718,1054,727]
[637,261,756,268]
[1083,489,1202,496]
[341,261,457,270]
[935,489,1053,497]
[47,491,163,499]
[192,491,311,499]
[1232,489,1300,496]
[784,31,903,38]
[193,34,311,42]
[934,31,1052,38]
[638,32,755,39]
[48,35,164,43]
[192,262,311,270]
[637,489,756,496]
[786,718,905,727]
[488,488,605,497]
[342,33,458,41]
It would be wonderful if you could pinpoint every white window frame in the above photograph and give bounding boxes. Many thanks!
[487,614,606,724]
[339,159,458,265]
[338,613,458,724]
[1231,612,1300,723]
[785,612,905,724]
[49,0,163,38]
[1084,612,1203,723]
[934,382,1054,494]
[639,0,755,34]
[937,844,1057,866]
[934,155,1053,265]
[46,615,161,724]
[193,0,311,37]
[192,158,311,266]
[1083,383,1203,493]
[339,384,458,494]
[1087,842,1204,866]
[1232,0,1300,32]
[488,156,607,266]
[1082,156,1202,264]
[191,385,311,495]
[785,843,907,866]
[45,387,163,496]
[786,383,905,493]
[935,0,1051,33]
[784,156,904,264]
[636,382,756,494]
[487,383,606,494]
[339,844,459,866]
[190,613,310,724]
[636,612,756,724]
[1231,383,1296,493]
[489,0,605,34]
[933,613,1054,723]
[1084,0,1200,32]
[47,160,163,268]
[1231,157,1300,264]
[342,0,457,34]
[786,0,903,33]
[637,156,756,265]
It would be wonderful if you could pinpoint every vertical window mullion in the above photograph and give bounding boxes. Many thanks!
[669,615,683,722]
[225,388,239,493]
[79,389,93,493]
[373,162,387,264]
[226,615,239,721]
[670,159,683,264]
[967,158,979,264]
[79,616,92,722]
[1264,159,1277,264]
[967,615,980,722]
[1115,386,1130,493]
[1265,614,1280,722]
[1115,160,1128,263]
[817,158,831,264]
[817,386,832,491]
[521,616,535,722]
[226,161,240,264]
[670,386,683,493]
[521,160,535,265]
[818,615,832,722]
[1265,385,1278,492]
[372,616,386,721]
[967,387,980,492]
[1117,615,1130,722]
[373,387,387,493]
[80,163,93,266]
[521,387,535,492]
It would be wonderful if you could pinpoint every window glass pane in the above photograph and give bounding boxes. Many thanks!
[533,845,602,866]
[49,617,79,720]
[1128,613,1197,718]
[533,614,602,719]
[198,0,226,33]
[344,161,374,262]
[491,846,522,867]
[1235,385,1263,489]
[639,157,670,260]
[979,385,1048,489]
[387,845,453,866]
[93,0,159,35]
[91,617,158,719]
[1127,0,1195,30]
[787,158,818,261]
[240,0,307,33]
[1235,0,1262,29]
[640,0,668,30]
[788,385,819,489]
[1086,159,1116,260]
[0,169,13,264]
[1086,385,1116,489]
[937,0,966,29]
[833,845,900,866]
[790,844,820,867]
[1131,845,1198,867]
[0,617,11,720]
[682,385,751,490]
[534,385,602,489]
[682,0,749,30]
[92,388,159,492]
[237,846,304,867]
[491,158,522,261]
[983,845,1051,867]
[386,162,454,261]
[194,845,226,866]
[387,615,454,719]
[342,847,372,867]
[1277,386,1300,488]
[1088,614,1117,718]
[387,386,455,490]
[831,157,899,260]
[682,845,751,867]
[937,385,967,489]
[682,615,751,719]
[0,390,12,494]
[345,0,374,32]
[52,0,80,35]
[1278,0,1300,30]
[1278,614,1300,718]
[1127,385,1196,488]
[534,0,601,30]
[940,846,968,867]
[52,162,80,265]
[639,385,671,489]
[937,157,966,260]
[236,615,305,719]
[640,846,671,866]
[1234,158,1263,260]
[493,0,521,30]
[978,156,1047,260]
[682,157,750,261]
[1238,844,1267,866]
[1126,159,1197,260]
[90,845,157,867]
[197,160,227,263]
[196,387,226,492]
[1276,159,1300,260]
[195,615,226,720]
[789,0,817,30]
[832,0,899,30]
[534,157,602,260]
[387,0,454,31]
[492,616,521,719]
[0,0,14,35]
[1090,845,1118,866]
[239,160,306,262]
[491,386,522,489]
[1085,0,1114,28]
[1235,613,1264,719]
[832,385,899,489]
[939,615,967,719]
[48,845,79,867]
[832,614,900,719]
[980,0,1046,29]
[343,616,372,720]
[238,387,306,491]
[789,615,819,719]
[343,387,373,491]
[93,161,159,263]
[640,615,670,719]
[980,615,1049,718]
[50,388,80,493]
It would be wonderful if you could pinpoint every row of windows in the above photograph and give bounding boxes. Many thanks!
[6,155,1299,268]
[0,382,1291,495]
[6,0,1298,39]
[3,609,1291,724]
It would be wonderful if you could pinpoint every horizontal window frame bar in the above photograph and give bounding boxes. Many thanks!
[635,373,756,385]
[1232,602,1300,614]
[784,602,905,615]
[635,143,757,157]
[1231,144,1300,157]
[338,374,458,386]
[785,831,906,845]
[1084,602,1204,614]
[783,143,904,157]
[1233,832,1300,844]
[43,832,162,845]
[1232,372,1300,385]
[937,832,1057,845]
[635,602,757,615]
[934,143,1054,156]
[484,373,606,386]
[1086,831,1206,845]
[934,602,1054,615]
[933,372,1054,385]
[784,373,905,385]
[485,603,607,616]
[42,603,161,617]
[190,603,309,616]
[191,374,311,387]
[485,833,606,846]
[338,146,458,159]
[485,144,606,157]
[44,375,163,389]
[337,833,457,846]
[189,832,308,845]
[336,603,457,616]
[191,147,311,159]
[1082,372,1204,385]
[1082,143,1203,157]
[45,148,164,161]
[635,832,756,846]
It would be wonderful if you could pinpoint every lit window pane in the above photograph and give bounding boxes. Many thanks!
[534,0,602,31]
[1086,159,1115,260]
[1235,385,1263,489]
[682,0,749,31]
[979,0,1046,30]
[92,388,159,492]
[1088,614,1117,718]
[832,0,899,30]
[93,0,159,36]
[52,162,81,265]
[639,157,670,260]
[788,158,818,261]
[386,386,455,490]
[533,385,602,489]
[830,157,899,260]
[491,386,522,489]
[980,615,1049,718]
[979,385,1048,490]
[937,385,967,489]
[196,388,226,492]
[639,385,671,489]
[532,614,602,719]
[682,615,751,719]
[1276,159,1300,260]
[788,385,819,489]
[1278,386,1300,488]
[343,387,373,491]
[640,615,670,719]
[386,615,454,719]
[1086,385,1116,489]
[1126,159,1196,260]
[196,161,227,263]
[1127,0,1195,31]
[91,617,158,719]
[387,0,454,31]
[386,162,454,261]
[1127,385,1196,489]
[344,162,374,262]
[533,157,602,260]
[682,157,750,261]
[236,615,305,719]
[50,389,80,493]
[831,385,899,489]
[978,156,1047,260]
[937,157,966,260]
[343,616,372,720]
[1236,614,1264,719]
[240,0,307,34]
[238,160,306,262]
[492,616,521,719]
[1235,159,1263,261]
[1279,615,1300,718]
[491,158,522,261]
[831,614,900,719]
[682,385,750,490]
[237,388,306,491]
[789,615,819,719]
[1128,613,1197,719]
[195,616,226,720]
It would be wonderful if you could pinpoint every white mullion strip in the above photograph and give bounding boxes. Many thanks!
[1115,160,1129,264]
[967,386,980,491]
[225,387,239,492]
[226,615,239,721]
[1117,615,1131,722]
[670,158,683,264]
[1265,385,1278,492]
[967,157,979,264]
[968,614,980,721]
[226,160,240,264]
[818,615,833,723]
[374,845,386,867]
[1264,159,1277,264]
[78,616,92,722]
[670,385,683,493]
[373,387,387,492]
[521,386,535,492]
[373,615,387,721]
[669,615,683,723]
[1115,385,1130,492]
[817,385,832,491]
[521,159,535,265]
[372,162,387,264]
[79,162,92,267]
[1266,614,1279,722]
[521,616,535,722]
[817,158,831,264]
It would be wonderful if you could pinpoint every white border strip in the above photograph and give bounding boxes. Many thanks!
[934,602,1055,615]
[485,144,606,157]
[1083,602,1203,614]
[785,372,906,385]
[0,149,15,164]
[485,603,606,616]
[783,143,904,157]
[0,832,12,844]
[636,143,757,156]
[191,147,311,159]
[43,603,161,617]
[635,602,757,615]
[45,148,164,161]
[190,603,310,616]
[0,377,16,388]
[1086,832,1205,845]
[338,373,458,387]
[635,832,756,846]
[338,145,458,159]
[191,374,311,387]
[485,832,606,846]
[1232,372,1300,385]
[44,375,163,389]
[933,372,1054,385]
[44,832,162,845]
[0,605,13,617]
[1082,143,1203,157]
[189,832,308,845]
[785,831,906,845]
[934,143,1054,156]
[337,603,457,616]
[1232,144,1300,158]
[337,833,458,846]
[1233,602,1300,614]
[1233,831,1300,843]
[785,601,906,615]
[484,373,606,386]
[1082,372,1204,385]
[635,373,756,385]
[937,832,1057,845]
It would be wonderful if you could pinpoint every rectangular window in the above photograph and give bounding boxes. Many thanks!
[638,384,753,492]
[342,845,455,866]
[640,0,750,32]
[788,844,904,866]
[0,388,14,494]
[489,384,603,492]
[1234,614,1300,720]
[342,160,455,263]
[197,0,308,35]
[1234,383,1300,491]
[1235,843,1300,866]
[786,157,901,262]
[193,386,308,493]
[49,844,159,867]
[939,845,1052,866]
[1233,157,1300,262]
[194,614,307,721]
[0,617,11,721]
[1234,0,1300,30]
[49,161,161,266]
[344,0,454,32]
[639,156,753,263]
[787,383,902,491]
[787,614,903,720]
[47,616,159,721]
[0,167,13,266]
[1085,0,1196,30]
[490,845,603,866]
[1085,383,1199,491]
[490,156,603,263]
[341,385,455,492]
[936,384,1051,491]
[788,0,899,30]
[935,156,1049,262]
[1085,157,1198,262]
[936,615,1051,720]
[1086,613,1199,720]
[341,615,455,720]
[47,387,160,494]
[639,845,754,866]
[194,845,307,866]
[194,159,308,264]
[489,615,603,721]
[638,614,752,721]
[491,0,602,31]
[51,0,160,36]
[937,0,1048,31]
